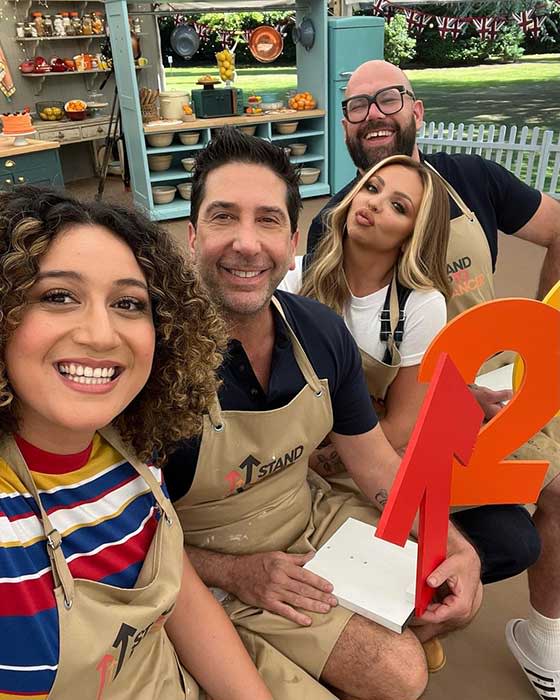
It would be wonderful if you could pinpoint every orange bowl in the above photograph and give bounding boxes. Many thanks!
[65,110,86,121]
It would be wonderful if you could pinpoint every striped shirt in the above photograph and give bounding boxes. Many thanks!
[0,433,163,700]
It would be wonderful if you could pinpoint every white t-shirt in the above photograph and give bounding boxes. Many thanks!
[279,256,447,367]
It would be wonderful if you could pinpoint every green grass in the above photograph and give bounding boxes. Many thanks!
[164,65,297,99]
[164,55,560,132]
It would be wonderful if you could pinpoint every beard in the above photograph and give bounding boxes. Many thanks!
[346,114,417,171]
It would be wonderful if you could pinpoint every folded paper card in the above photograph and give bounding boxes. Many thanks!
[304,517,417,634]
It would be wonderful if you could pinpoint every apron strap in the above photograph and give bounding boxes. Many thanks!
[208,297,326,426]
[98,425,175,523]
[423,160,476,222]
[0,435,75,608]
[379,269,406,365]
[271,295,324,395]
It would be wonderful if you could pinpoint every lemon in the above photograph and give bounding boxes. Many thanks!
[225,68,233,79]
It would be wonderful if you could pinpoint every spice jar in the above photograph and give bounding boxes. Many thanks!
[132,17,141,35]
[31,12,44,37]
[69,12,81,35]
[53,14,65,36]
[15,22,25,38]
[61,12,71,35]
[24,22,36,38]
[43,15,54,37]
[81,14,93,35]
[91,11,104,35]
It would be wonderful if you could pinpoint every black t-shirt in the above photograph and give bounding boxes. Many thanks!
[164,291,377,502]
[307,152,542,269]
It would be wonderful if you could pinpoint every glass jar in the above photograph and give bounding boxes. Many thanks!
[81,14,93,35]
[61,12,71,35]
[43,15,53,37]
[31,12,44,37]
[91,12,104,35]
[70,12,81,35]
[24,22,36,38]
[132,17,141,35]
[53,14,65,36]
[15,22,25,38]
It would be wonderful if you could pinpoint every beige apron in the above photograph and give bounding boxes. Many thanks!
[2,427,199,700]
[173,297,380,697]
[427,164,560,491]
[358,269,403,406]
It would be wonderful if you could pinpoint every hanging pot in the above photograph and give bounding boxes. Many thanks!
[292,17,315,51]
[170,23,200,60]
[249,26,283,64]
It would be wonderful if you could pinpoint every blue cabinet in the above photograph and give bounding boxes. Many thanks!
[0,147,64,189]
[328,17,384,194]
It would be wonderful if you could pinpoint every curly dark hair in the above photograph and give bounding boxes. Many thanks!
[0,185,227,462]
[190,126,302,233]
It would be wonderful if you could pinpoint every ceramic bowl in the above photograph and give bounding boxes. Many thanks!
[287,142,307,156]
[181,157,196,172]
[148,154,173,171]
[298,166,321,185]
[146,133,174,147]
[239,125,256,136]
[177,182,193,200]
[178,131,200,145]
[152,185,176,204]
[274,121,298,135]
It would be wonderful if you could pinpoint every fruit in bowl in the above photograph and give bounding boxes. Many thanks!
[36,101,65,121]
[288,92,317,111]
[64,99,88,121]
[247,95,262,104]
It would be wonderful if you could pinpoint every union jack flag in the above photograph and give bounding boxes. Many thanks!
[371,0,389,16]
[471,16,505,40]
[403,8,431,34]
[436,16,467,40]
[513,10,545,39]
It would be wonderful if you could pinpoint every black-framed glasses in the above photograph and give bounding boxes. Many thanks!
[342,85,416,124]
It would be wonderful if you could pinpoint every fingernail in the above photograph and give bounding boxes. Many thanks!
[320,603,330,613]
[329,597,338,606]
[427,576,437,586]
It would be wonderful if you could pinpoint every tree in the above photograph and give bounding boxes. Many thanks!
[384,14,417,66]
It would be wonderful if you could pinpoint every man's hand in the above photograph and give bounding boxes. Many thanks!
[469,384,512,421]
[230,551,338,626]
[414,541,482,628]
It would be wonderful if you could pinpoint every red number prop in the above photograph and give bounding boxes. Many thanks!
[376,353,483,616]
[419,299,560,505]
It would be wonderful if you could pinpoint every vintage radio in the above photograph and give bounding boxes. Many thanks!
[191,87,244,119]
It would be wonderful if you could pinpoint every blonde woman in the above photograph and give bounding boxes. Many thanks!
[279,154,450,455]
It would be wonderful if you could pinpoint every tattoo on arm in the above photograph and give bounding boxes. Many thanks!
[375,489,388,509]
[313,447,345,475]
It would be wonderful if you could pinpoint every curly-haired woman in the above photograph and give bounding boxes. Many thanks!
[0,186,272,700]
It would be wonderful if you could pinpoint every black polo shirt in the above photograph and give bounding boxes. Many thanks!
[306,151,542,269]
[164,291,377,501]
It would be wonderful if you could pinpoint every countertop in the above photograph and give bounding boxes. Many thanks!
[144,109,326,134]
[0,137,61,157]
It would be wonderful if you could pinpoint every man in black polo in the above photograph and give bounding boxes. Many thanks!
[165,128,484,700]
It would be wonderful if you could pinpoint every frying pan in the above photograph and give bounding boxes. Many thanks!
[249,26,283,63]
[292,17,315,51]
[170,23,200,59]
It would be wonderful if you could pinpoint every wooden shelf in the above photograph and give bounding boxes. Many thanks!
[145,143,205,155]
[143,110,326,134]
[16,35,108,41]
[22,66,144,77]
[149,168,193,183]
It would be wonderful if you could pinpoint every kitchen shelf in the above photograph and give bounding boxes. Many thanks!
[21,66,145,95]
[299,181,331,197]
[149,169,193,183]
[152,200,191,221]
[16,35,108,41]
[145,143,204,155]
[271,129,324,141]
[290,153,325,164]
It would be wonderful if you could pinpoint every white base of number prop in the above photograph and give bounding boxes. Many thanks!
[304,518,417,634]
[475,363,513,393]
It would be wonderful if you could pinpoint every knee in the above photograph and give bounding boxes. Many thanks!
[369,630,428,700]
[537,475,560,516]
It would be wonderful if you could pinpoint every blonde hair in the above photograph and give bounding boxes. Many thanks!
[300,155,451,315]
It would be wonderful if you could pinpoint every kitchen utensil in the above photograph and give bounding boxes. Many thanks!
[274,121,298,135]
[146,132,174,148]
[152,185,176,204]
[292,17,315,51]
[19,60,36,74]
[177,182,192,200]
[287,142,307,156]
[178,131,200,145]
[248,26,283,63]
[159,91,187,120]
[181,157,196,172]
[170,23,200,59]
[298,166,321,184]
[148,154,173,171]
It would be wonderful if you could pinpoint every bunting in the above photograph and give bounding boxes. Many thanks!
[471,16,506,40]
[436,16,467,41]
[402,8,431,34]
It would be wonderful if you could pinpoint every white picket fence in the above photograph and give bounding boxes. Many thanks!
[417,121,560,198]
